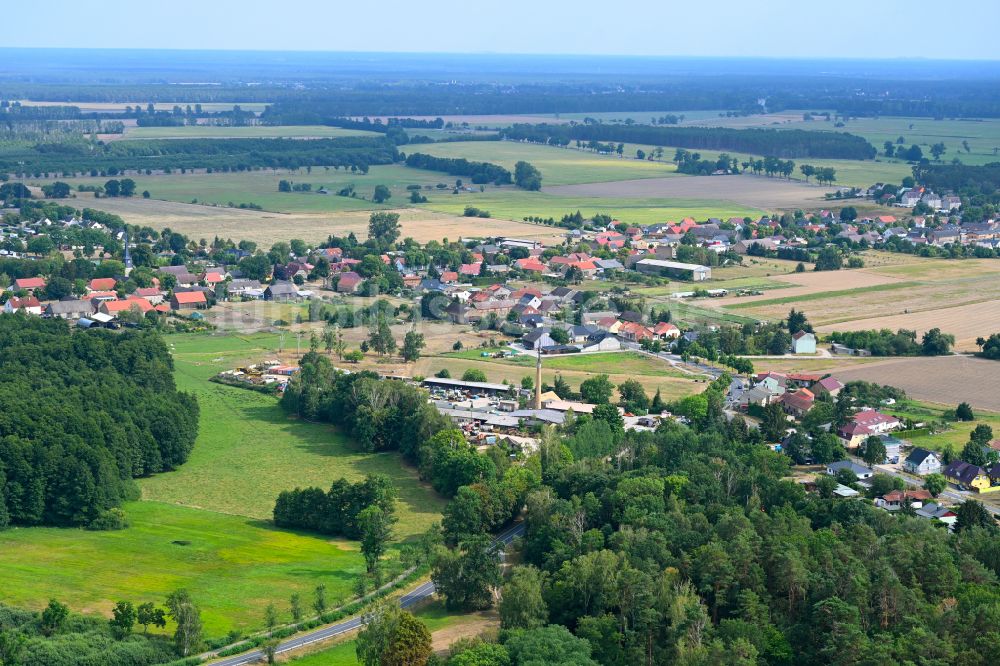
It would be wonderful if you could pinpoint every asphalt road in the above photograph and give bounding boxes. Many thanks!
[210,521,526,666]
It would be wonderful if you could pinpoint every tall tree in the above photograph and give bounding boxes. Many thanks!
[165,590,203,657]
[358,505,395,574]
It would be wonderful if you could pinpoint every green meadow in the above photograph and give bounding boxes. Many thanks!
[54,165,446,214]
[403,140,681,185]
[0,332,446,638]
[0,502,366,637]
[417,190,760,226]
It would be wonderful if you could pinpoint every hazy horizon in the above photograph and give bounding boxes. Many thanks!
[5,0,999,60]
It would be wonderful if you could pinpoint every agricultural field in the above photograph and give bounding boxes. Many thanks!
[401,140,681,185]
[417,189,761,227]
[69,195,562,247]
[545,174,829,209]
[0,331,448,638]
[118,125,379,140]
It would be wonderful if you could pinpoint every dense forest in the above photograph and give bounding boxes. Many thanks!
[0,136,399,176]
[914,163,1000,196]
[0,316,199,528]
[501,124,877,160]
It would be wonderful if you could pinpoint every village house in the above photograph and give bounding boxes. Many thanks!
[336,272,364,294]
[13,277,46,292]
[87,277,117,292]
[45,299,94,319]
[826,460,874,480]
[263,281,300,302]
[943,461,993,492]
[903,448,942,476]
[875,489,932,511]
[791,331,817,354]
[101,297,154,318]
[4,296,42,315]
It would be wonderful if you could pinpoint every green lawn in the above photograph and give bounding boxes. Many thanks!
[121,125,380,140]
[0,332,447,639]
[890,401,1000,453]
[538,351,690,378]
[0,501,366,637]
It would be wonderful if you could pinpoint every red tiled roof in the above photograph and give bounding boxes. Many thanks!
[14,277,45,290]
[103,298,153,314]
[172,291,207,305]
[88,277,117,291]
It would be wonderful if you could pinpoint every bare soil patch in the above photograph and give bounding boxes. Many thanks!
[81,198,563,246]
[544,174,829,209]
[832,356,1000,412]
[431,610,500,655]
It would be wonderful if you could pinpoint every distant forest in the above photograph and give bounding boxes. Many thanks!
[0,317,199,528]
[0,136,399,176]
[501,123,877,160]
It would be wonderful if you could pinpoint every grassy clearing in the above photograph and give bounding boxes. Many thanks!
[0,501,366,637]
[120,125,379,140]
[143,332,447,537]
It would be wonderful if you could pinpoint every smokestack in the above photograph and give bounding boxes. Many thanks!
[533,352,542,410]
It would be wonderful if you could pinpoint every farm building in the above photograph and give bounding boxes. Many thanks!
[634,259,711,281]
[171,291,208,310]
[421,377,514,396]
[791,331,817,354]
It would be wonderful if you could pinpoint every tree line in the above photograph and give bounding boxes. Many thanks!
[0,317,199,529]
[501,123,878,159]
[404,153,513,185]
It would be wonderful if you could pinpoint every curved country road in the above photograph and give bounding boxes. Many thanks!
[210,522,525,665]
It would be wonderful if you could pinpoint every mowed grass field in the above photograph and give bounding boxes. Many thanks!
[145,332,447,534]
[0,331,447,638]
[0,502,366,637]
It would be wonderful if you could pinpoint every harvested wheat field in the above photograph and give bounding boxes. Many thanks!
[815,300,1000,351]
[711,268,906,307]
[82,197,563,246]
[544,174,828,209]
[833,356,1000,412]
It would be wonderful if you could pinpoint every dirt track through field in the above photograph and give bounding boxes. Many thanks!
[832,355,1000,412]
[544,174,829,209]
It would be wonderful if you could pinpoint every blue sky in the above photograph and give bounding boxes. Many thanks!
[4,0,999,59]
